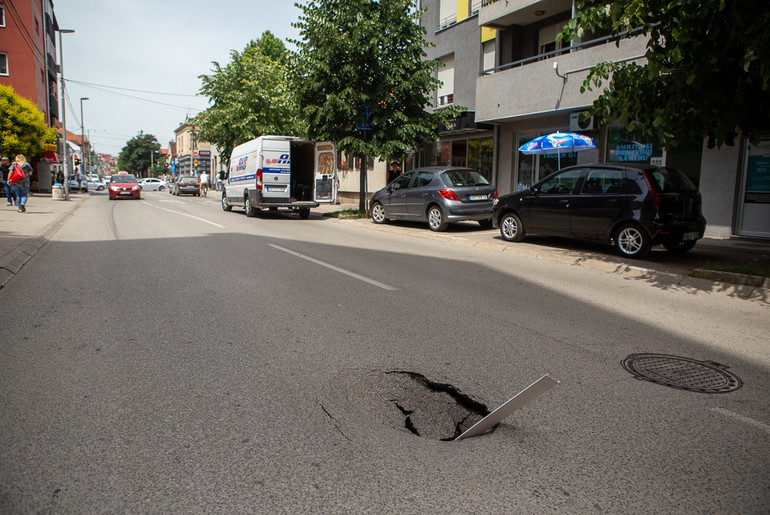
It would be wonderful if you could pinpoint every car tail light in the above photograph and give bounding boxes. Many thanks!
[439,188,460,201]
[256,169,263,190]
[494,189,498,199]
[642,171,663,214]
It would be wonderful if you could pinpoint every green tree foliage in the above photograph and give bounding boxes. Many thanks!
[560,0,770,149]
[292,0,460,208]
[0,85,56,158]
[196,31,301,165]
[118,132,161,177]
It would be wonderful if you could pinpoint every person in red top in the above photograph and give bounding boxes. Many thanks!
[8,154,33,212]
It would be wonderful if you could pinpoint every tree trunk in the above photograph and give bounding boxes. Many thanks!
[359,154,368,214]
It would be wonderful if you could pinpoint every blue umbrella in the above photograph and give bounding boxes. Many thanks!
[519,131,597,169]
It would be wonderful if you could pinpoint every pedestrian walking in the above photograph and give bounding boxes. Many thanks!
[1,157,13,205]
[8,154,33,212]
[216,171,222,192]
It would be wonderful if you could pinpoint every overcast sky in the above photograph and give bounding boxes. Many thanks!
[54,1,303,156]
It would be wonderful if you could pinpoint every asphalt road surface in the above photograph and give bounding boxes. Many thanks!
[1,190,768,513]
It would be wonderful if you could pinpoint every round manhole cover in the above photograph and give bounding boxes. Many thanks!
[622,354,742,393]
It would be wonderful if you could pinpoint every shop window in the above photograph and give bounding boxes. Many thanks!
[606,122,663,164]
[451,140,467,167]
[468,137,494,180]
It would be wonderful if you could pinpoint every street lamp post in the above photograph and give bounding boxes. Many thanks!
[58,28,75,200]
[80,97,89,178]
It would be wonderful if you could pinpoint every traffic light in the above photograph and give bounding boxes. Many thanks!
[74,155,80,166]
[194,160,198,168]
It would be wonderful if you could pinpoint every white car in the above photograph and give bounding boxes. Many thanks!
[138,178,168,191]
[87,177,106,191]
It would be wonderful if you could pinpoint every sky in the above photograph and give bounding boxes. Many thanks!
[54,0,304,156]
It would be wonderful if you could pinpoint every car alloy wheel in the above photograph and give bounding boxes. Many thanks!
[615,223,651,259]
[427,205,448,231]
[500,213,525,242]
[371,202,387,224]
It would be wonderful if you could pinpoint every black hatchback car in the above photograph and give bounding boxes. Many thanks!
[491,164,706,259]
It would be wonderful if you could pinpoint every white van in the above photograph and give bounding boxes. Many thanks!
[221,136,338,219]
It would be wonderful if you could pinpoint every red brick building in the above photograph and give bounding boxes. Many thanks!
[0,0,61,191]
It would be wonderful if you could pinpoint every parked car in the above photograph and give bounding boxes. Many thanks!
[491,164,707,259]
[138,177,168,191]
[87,177,106,191]
[69,176,88,193]
[108,172,141,200]
[173,176,200,196]
[369,166,497,231]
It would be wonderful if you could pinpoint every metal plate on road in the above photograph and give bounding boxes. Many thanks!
[622,354,742,393]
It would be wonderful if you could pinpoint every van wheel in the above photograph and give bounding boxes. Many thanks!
[299,208,310,219]
[371,202,388,224]
[244,195,257,217]
[615,223,651,259]
[427,205,448,231]
[500,212,525,242]
[222,192,232,211]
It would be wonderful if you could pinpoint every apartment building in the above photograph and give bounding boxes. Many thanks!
[419,0,769,239]
[0,0,61,192]
[173,122,219,178]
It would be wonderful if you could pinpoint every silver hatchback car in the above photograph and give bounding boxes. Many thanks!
[369,167,497,231]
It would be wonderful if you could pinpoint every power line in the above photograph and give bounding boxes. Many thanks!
[67,79,203,98]
[65,79,206,111]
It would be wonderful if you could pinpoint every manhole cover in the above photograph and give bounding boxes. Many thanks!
[622,354,742,393]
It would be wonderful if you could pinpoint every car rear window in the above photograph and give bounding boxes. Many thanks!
[181,177,197,183]
[646,167,696,193]
[441,169,489,187]
[112,175,137,183]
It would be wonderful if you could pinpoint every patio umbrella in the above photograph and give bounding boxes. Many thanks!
[519,131,597,169]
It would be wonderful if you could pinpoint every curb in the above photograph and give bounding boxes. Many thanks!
[0,197,87,290]
[335,217,769,302]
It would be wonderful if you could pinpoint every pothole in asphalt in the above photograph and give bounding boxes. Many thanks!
[384,371,491,440]
[320,370,491,441]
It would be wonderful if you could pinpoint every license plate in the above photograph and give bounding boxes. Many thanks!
[266,186,285,192]
[119,192,131,195]
[683,232,699,240]
[469,194,488,201]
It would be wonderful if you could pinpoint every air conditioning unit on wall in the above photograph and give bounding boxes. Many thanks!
[570,112,595,131]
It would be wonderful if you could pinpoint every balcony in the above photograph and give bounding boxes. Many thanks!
[479,0,572,29]
[475,35,648,123]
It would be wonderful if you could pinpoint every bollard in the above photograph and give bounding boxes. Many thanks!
[52,184,65,200]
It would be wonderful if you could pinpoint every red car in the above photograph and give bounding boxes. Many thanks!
[108,173,141,200]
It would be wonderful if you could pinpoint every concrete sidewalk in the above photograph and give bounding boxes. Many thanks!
[0,192,88,288]
[1,193,768,302]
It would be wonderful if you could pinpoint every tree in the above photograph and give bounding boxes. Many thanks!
[560,0,770,149]
[292,0,460,210]
[196,31,302,165]
[118,132,161,177]
[0,85,56,158]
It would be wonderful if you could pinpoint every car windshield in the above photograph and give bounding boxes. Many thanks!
[441,169,489,187]
[181,178,197,183]
[646,167,697,193]
[112,175,137,183]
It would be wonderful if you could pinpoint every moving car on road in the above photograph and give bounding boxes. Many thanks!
[173,176,200,196]
[138,178,168,191]
[491,164,706,259]
[108,172,141,200]
[87,176,106,191]
[369,166,497,231]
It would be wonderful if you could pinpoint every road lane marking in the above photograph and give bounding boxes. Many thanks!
[269,244,397,291]
[146,203,225,228]
[711,407,770,435]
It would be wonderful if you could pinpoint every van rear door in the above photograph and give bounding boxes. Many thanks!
[261,140,292,201]
[314,141,337,203]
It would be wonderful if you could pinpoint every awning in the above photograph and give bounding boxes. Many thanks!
[44,151,59,163]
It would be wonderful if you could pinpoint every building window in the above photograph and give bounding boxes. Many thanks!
[437,54,454,107]
[0,53,8,76]
[0,5,5,28]
[482,40,496,74]
[606,122,663,165]
[539,21,569,55]
[439,0,457,29]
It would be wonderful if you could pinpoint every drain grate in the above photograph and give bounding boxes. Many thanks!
[622,354,742,393]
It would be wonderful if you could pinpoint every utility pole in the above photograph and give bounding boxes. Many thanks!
[57,28,75,200]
